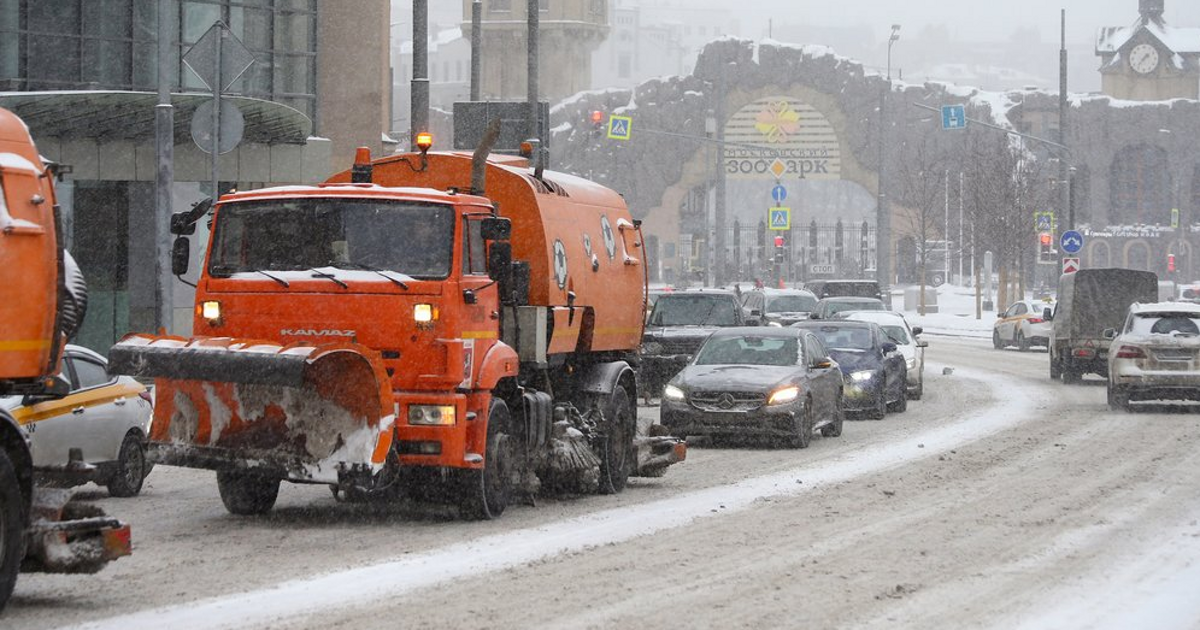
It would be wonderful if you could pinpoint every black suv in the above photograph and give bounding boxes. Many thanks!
[640,289,748,399]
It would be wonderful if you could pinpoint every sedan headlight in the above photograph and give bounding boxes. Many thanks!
[906,357,917,370]
[408,404,456,425]
[850,370,876,382]
[642,342,664,355]
[662,384,686,401]
[767,386,800,405]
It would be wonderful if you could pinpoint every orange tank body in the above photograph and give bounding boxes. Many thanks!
[0,107,61,383]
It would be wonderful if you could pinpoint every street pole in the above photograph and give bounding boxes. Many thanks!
[714,58,727,287]
[1058,10,1069,236]
[411,0,429,150]
[470,0,481,101]
[877,24,900,298]
[958,171,964,285]
[944,169,950,286]
[154,0,174,333]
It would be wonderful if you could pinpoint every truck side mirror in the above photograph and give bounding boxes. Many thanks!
[171,237,191,276]
[487,241,513,294]
[1043,307,1053,321]
[1102,328,1116,339]
[481,216,511,241]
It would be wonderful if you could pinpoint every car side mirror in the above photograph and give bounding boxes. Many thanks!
[811,358,833,370]
[911,326,923,336]
[1043,307,1053,321]
[171,237,191,276]
[1102,328,1116,339]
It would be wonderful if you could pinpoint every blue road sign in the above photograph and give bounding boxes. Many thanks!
[769,207,791,231]
[771,184,787,203]
[941,105,966,130]
[607,115,632,140]
[1060,230,1084,254]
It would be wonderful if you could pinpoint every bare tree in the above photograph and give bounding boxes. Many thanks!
[894,136,950,315]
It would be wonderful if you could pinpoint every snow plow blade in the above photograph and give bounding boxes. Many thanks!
[22,487,131,574]
[634,425,687,478]
[108,334,396,483]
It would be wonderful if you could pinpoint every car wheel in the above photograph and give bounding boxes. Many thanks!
[908,378,923,401]
[106,433,147,498]
[596,386,636,495]
[992,330,1003,349]
[1107,384,1131,411]
[459,398,513,519]
[217,471,281,515]
[869,389,887,420]
[821,396,844,438]
[0,449,23,613]
[888,384,908,413]
[1017,330,1030,352]
[789,399,813,449]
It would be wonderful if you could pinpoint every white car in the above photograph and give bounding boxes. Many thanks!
[1105,302,1200,411]
[0,345,154,496]
[842,311,927,400]
[993,299,1055,351]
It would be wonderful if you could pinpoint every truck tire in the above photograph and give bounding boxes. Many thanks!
[1049,353,1062,380]
[106,433,147,498]
[0,449,24,613]
[460,399,512,520]
[217,471,280,515]
[597,386,635,495]
[1062,361,1082,384]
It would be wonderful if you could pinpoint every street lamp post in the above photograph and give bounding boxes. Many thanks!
[877,24,900,297]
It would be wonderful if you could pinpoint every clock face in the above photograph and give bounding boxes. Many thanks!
[1130,43,1160,75]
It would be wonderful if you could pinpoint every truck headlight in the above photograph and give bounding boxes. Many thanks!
[768,386,800,405]
[414,304,435,323]
[201,300,221,324]
[850,370,875,382]
[408,405,456,425]
[662,384,685,401]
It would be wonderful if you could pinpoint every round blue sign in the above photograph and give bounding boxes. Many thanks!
[1060,230,1084,254]
[771,184,787,203]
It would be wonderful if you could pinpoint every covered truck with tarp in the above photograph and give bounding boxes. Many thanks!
[109,136,683,519]
[1048,267,1158,383]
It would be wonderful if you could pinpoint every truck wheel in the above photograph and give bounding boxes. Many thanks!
[1049,354,1061,380]
[460,399,512,520]
[597,386,635,495]
[1062,364,1082,384]
[217,471,280,515]
[106,433,147,498]
[0,449,24,613]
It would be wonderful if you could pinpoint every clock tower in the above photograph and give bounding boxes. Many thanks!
[1095,0,1200,100]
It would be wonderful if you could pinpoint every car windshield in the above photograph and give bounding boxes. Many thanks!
[809,325,873,351]
[694,336,800,366]
[1129,312,1200,336]
[649,295,739,326]
[878,324,910,345]
[209,199,455,279]
[767,295,817,313]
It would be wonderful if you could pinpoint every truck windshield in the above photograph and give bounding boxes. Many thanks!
[208,199,455,279]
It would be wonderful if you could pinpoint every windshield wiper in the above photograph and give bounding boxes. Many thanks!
[308,268,348,289]
[254,270,290,287]
[331,262,409,290]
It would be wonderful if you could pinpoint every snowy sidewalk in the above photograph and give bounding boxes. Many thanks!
[897,284,997,340]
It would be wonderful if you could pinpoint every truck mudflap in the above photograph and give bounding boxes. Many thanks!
[21,487,131,574]
[108,334,396,483]
[634,425,686,477]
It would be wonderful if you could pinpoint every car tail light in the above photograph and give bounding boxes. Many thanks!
[1027,318,1043,324]
[1115,345,1146,359]
[138,391,154,408]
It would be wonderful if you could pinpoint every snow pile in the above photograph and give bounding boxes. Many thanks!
[899,283,998,340]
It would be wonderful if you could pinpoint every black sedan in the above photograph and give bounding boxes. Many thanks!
[791,321,907,419]
[659,327,844,448]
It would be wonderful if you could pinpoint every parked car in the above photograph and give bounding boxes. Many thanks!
[641,289,749,399]
[792,320,906,419]
[741,288,818,326]
[808,296,886,320]
[1105,301,1200,410]
[993,299,1056,351]
[842,311,927,400]
[803,279,886,302]
[1048,268,1158,383]
[659,327,844,447]
[0,345,153,497]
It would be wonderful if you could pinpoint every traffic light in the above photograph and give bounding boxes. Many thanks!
[590,110,605,137]
[774,235,785,264]
[1038,232,1053,261]
[1168,254,1177,274]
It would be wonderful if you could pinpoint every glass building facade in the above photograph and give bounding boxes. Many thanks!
[0,0,317,119]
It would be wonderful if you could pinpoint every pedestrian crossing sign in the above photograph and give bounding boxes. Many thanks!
[769,207,791,230]
[607,115,632,140]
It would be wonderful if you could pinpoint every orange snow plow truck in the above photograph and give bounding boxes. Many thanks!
[109,137,684,519]
[0,108,131,612]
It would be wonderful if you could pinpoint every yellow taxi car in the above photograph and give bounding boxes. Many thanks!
[0,345,153,497]
[993,299,1056,351]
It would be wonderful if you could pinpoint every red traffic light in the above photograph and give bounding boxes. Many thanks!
[1039,232,1052,247]
[590,110,604,125]
[774,235,785,247]
[1169,254,1176,272]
